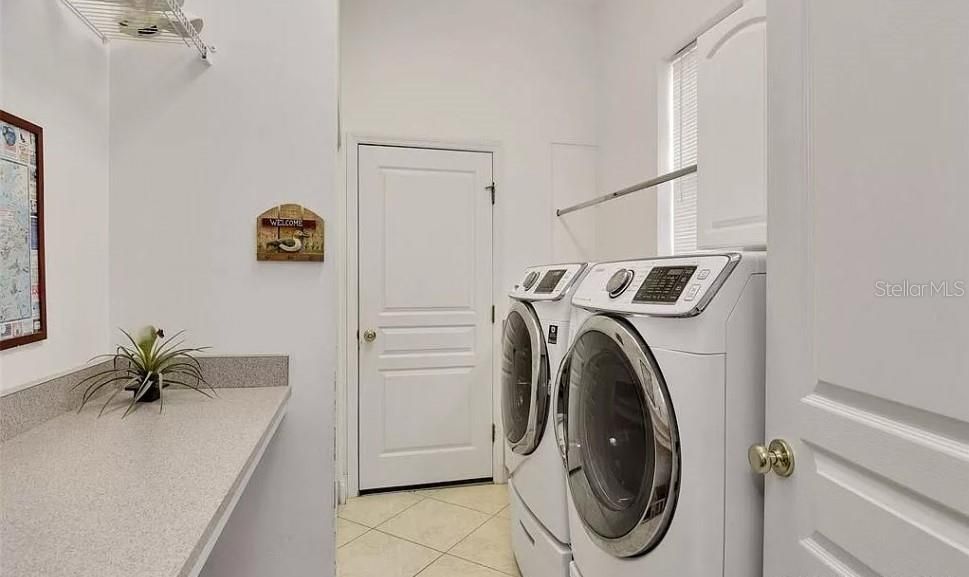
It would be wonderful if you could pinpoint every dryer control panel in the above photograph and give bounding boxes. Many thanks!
[572,254,740,316]
[510,263,588,301]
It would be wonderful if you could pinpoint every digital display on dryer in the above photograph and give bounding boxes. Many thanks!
[632,266,696,303]
[535,269,567,294]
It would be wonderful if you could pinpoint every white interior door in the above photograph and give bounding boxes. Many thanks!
[765,2,969,574]
[696,0,767,250]
[358,145,494,491]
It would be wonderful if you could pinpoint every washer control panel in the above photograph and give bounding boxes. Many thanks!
[606,269,635,298]
[522,271,540,290]
[511,263,588,301]
[572,254,739,316]
[632,265,696,303]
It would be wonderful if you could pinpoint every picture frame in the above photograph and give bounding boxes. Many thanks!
[256,204,325,262]
[0,110,47,351]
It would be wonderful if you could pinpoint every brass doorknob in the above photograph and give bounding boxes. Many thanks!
[363,329,377,343]
[748,439,795,477]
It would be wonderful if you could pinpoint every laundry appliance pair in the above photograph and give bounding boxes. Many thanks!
[501,252,766,577]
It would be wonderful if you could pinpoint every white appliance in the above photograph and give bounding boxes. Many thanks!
[557,252,766,577]
[502,263,589,577]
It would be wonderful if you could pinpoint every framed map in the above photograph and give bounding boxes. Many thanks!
[0,111,46,350]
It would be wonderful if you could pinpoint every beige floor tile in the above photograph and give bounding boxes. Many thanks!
[422,483,509,515]
[450,516,520,576]
[339,491,423,527]
[337,517,370,548]
[337,530,440,577]
[417,554,509,577]
[496,505,511,520]
[379,498,491,552]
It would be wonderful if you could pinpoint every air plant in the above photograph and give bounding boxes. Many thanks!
[74,326,215,417]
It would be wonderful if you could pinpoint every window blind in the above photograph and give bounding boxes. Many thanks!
[671,44,698,254]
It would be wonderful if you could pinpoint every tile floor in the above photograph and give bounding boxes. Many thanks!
[337,483,520,577]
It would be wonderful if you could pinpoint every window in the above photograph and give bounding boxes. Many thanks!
[670,43,698,254]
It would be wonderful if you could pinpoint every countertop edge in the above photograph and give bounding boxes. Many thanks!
[181,386,292,577]
[1,355,290,442]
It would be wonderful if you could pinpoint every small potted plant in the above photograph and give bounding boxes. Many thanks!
[75,326,214,417]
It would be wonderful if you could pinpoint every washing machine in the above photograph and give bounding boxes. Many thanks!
[501,262,589,577]
[555,252,766,577]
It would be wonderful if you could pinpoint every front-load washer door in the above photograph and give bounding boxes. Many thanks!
[501,300,549,455]
[553,346,572,464]
[565,315,680,558]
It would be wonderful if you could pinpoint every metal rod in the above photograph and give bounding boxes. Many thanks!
[555,164,698,217]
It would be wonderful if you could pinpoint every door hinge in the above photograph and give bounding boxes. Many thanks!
[492,424,496,442]
[487,183,495,205]
[491,305,495,323]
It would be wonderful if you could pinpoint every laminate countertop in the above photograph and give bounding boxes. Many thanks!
[0,386,290,577]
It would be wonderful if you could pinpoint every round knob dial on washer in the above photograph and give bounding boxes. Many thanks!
[522,271,540,290]
[606,268,635,298]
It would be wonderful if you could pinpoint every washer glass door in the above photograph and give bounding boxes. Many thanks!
[501,300,549,454]
[565,315,679,557]
[553,350,572,463]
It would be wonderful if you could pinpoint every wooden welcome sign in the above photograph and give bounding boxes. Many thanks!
[256,204,324,262]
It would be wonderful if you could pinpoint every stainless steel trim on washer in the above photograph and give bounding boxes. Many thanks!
[552,341,574,465]
[502,300,550,455]
[518,262,589,302]
[555,262,590,299]
[574,252,742,318]
[565,315,680,558]
[687,252,742,316]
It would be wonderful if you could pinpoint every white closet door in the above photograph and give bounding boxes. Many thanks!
[357,145,495,491]
[764,1,969,575]
[697,0,767,249]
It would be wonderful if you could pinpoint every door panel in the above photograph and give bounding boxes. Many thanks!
[697,0,767,249]
[358,145,494,490]
[383,168,475,309]
[381,368,475,452]
[765,2,969,575]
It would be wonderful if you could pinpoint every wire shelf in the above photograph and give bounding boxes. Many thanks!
[59,0,213,62]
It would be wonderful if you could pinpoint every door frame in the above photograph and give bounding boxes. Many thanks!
[337,134,506,502]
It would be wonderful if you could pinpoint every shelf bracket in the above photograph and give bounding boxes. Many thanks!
[161,0,212,62]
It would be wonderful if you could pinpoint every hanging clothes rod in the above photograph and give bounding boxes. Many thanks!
[555,164,698,217]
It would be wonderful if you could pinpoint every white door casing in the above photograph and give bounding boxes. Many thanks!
[697,0,767,250]
[357,145,494,490]
[765,2,969,575]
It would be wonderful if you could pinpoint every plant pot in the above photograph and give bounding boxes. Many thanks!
[124,377,169,403]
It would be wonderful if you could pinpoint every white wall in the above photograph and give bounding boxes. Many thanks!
[108,0,339,575]
[594,0,740,259]
[0,0,110,393]
[552,143,599,261]
[340,0,600,282]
